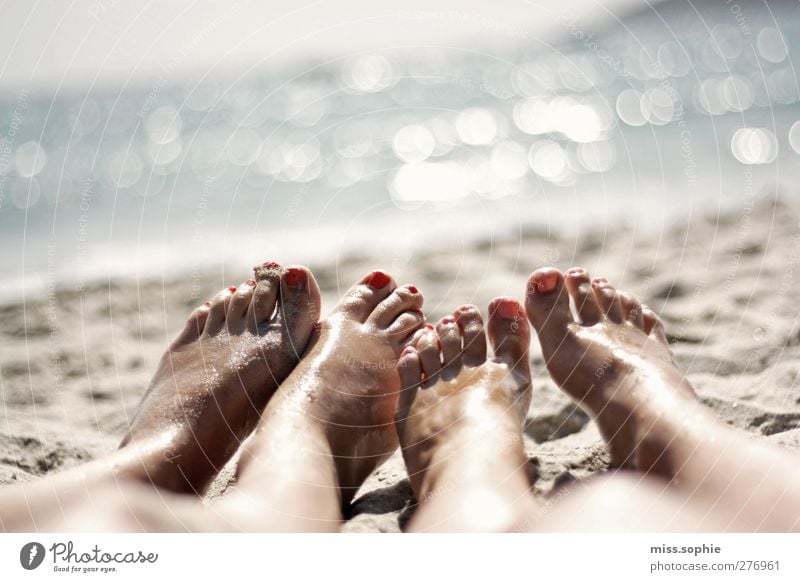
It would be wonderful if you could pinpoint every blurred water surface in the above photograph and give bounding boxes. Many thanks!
[1,0,799,297]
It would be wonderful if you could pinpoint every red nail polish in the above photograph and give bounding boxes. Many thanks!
[441,316,456,325]
[263,261,281,269]
[285,268,306,288]
[592,277,608,285]
[405,284,419,294]
[366,271,391,289]
[228,286,237,293]
[203,301,211,307]
[459,305,472,312]
[495,299,522,319]
[245,279,256,287]
[566,267,586,276]
[424,323,435,330]
[401,346,416,356]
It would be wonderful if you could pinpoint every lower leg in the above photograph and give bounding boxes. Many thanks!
[396,299,537,532]
[0,264,323,531]
[404,419,535,532]
[526,267,800,531]
[0,435,193,531]
[217,391,343,532]
[216,271,427,531]
[531,473,728,532]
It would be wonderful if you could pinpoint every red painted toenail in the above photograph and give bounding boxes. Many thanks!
[263,261,281,269]
[566,267,586,276]
[442,317,456,325]
[228,286,237,293]
[458,305,472,312]
[592,277,608,285]
[405,284,419,294]
[285,268,306,288]
[245,279,256,287]
[203,301,211,307]
[366,271,391,289]
[425,323,435,330]
[495,299,522,319]
[401,346,416,356]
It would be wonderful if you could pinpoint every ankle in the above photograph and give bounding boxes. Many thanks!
[599,384,717,474]
[237,401,335,485]
[410,474,532,532]
[416,431,530,503]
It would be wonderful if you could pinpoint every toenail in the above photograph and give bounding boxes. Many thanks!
[531,271,559,293]
[458,305,472,312]
[203,301,211,307]
[245,279,256,287]
[424,323,435,330]
[405,284,419,294]
[441,316,456,325]
[401,346,416,356]
[566,267,586,276]
[592,277,608,285]
[494,299,522,319]
[365,271,391,289]
[263,261,281,269]
[228,286,237,293]
[285,268,306,288]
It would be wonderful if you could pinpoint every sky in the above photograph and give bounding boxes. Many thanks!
[0,0,640,92]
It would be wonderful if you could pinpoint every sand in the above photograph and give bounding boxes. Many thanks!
[2,194,800,532]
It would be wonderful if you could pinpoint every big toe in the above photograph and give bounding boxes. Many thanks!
[524,268,573,343]
[276,266,322,358]
[332,270,397,323]
[488,297,531,374]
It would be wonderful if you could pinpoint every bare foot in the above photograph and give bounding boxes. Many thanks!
[237,270,426,507]
[524,267,699,473]
[120,262,321,493]
[394,298,535,531]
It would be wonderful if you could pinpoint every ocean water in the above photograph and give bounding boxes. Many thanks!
[1,0,799,300]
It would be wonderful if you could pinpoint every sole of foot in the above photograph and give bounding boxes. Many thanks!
[524,266,701,472]
[240,270,427,504]
[395,298,535,531]
[121,262,321,493]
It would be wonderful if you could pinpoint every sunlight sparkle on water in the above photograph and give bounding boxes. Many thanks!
[616,90,646,127]
[731,128,778,165]
[390,161,468,206]
[456,108,498,145]
[790,122,800,155]
[392,124,435,163]
[145,105,182,144]
[14,141,46,178]
[758,27,788,64]
[341,54,396,93]
[528,140,569,182]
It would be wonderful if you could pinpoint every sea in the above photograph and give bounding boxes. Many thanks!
[1,0,799,301]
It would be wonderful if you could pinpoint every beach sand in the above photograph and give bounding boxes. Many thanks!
[3,194,800,531]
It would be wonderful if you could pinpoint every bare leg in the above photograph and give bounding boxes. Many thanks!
[531,473,729,532]
[524,267,800,532]
[394,298,536,532]
[120,262,320,492]
[217,270,426,531]
[0,263,321,531]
